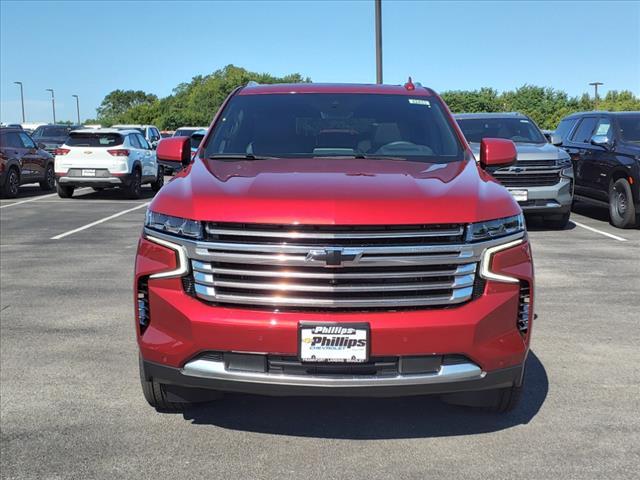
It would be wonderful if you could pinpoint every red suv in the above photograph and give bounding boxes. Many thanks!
[135,82,534,413]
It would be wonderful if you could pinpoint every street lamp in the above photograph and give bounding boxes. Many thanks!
[13,81,25,123]
[46,88,56,124]
[589,82,603,110]
[72,95,80,124]
[375,0,383,84]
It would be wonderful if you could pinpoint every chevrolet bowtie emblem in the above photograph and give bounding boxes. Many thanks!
[305,248,364,267]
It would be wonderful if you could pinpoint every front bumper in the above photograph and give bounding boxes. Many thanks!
[141,356,524,398]
[135,234,534,397]
[513,176,573,215]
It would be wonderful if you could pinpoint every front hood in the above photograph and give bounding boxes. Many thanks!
[150,156,520,225]
[469,142,568,161]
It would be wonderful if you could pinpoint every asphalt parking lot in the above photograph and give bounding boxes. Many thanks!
[1,182,639,480]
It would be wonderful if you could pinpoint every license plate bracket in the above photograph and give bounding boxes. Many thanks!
[299,322,370,363]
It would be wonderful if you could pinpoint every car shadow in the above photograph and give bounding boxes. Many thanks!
[571,201,610,223]
[5,184,55,199]
[72,187,157,201]
[181,352,548,439]
[524,215,576,232]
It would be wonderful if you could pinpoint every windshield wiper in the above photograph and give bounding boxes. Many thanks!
[208,153,272,161]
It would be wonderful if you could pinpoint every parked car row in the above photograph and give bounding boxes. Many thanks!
[453,111,639,229]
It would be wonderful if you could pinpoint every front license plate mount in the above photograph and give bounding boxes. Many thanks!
[299,322,370,363]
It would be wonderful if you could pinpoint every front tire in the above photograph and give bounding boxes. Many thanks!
[139,356,185,413]
[124,168,142,199]
[1,168,20,198]
[609,178,637,228]
[56,182,75,198]
[150,166,164,192]
[39,164,55,191]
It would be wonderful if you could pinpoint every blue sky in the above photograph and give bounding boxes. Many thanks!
[1,0,638,124]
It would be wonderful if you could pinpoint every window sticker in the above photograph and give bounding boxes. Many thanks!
[408,99,431,106]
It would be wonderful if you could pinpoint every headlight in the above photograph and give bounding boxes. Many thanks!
[466,214,525,243]
[145,210,202,239]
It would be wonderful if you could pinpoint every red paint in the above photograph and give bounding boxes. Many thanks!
[480,138,517,169]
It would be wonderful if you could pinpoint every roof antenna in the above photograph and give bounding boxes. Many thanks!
[404,77,415,91]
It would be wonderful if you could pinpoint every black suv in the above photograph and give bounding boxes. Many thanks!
[31,124,82,156]
[555,111,640,228]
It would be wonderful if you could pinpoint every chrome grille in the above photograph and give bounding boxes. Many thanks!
[491,160,562,188]
[185,223,482,310]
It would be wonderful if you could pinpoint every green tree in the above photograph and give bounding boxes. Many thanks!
[96,89,158,125]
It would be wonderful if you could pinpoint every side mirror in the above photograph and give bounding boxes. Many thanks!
[479,138,517,169]
[550,134,563,146]
[156,136,191,167]
[590,134,611,149]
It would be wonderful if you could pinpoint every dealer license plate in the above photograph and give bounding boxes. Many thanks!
[299,323,369,363]
[509,189,528,202]
[82,169,96,177]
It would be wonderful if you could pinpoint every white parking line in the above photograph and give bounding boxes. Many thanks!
[51,202,149,240]
[0,188,93,209]
[0,193,58,209]
[572,221,628,242]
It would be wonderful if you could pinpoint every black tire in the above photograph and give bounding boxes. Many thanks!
[609,178,637,228]
[124,167,142,199]
[139,356,185,413]
[543,211,570,230]
[39,164,55,191]
[150,166,164,192]
[56,182,75,198]
[1,167,20,198]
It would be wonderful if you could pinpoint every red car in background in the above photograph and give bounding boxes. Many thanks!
[135,82,534,413]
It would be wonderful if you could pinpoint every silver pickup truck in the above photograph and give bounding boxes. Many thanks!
[455,112,574,229]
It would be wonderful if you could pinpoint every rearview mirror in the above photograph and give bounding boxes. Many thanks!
[479,138,517,169]
[590,134,611,149]
[550,134,562,146]
[156,137,191,167]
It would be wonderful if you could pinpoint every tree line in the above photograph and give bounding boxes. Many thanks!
[87,64,639,131]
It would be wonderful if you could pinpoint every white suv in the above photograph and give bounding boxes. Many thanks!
[54,129,163,198]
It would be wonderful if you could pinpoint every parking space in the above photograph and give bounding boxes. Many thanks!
[1,185,639,479]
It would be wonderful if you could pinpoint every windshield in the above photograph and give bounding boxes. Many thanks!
[203,93,463,162]
[114,127,145,134]
[191,133,205,149]
[174,128,200,137]
[617,115,640,143]
[457,117,546,144]
[33,126,74,139]
[66,133,123,147]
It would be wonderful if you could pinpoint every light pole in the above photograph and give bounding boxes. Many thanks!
[72,95,80,124]
[46,88,56,124]
[589,82,603,110]
[375,0,382,84]
[13,82,25,123]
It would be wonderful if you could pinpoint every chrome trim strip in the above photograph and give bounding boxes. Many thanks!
[193,284,474,308]
[146,235,189,279]
[479,238,524,284]
[205,225,464,240]
[192,262,475,279]
[181,358,485,387]
[192,273,475,292]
